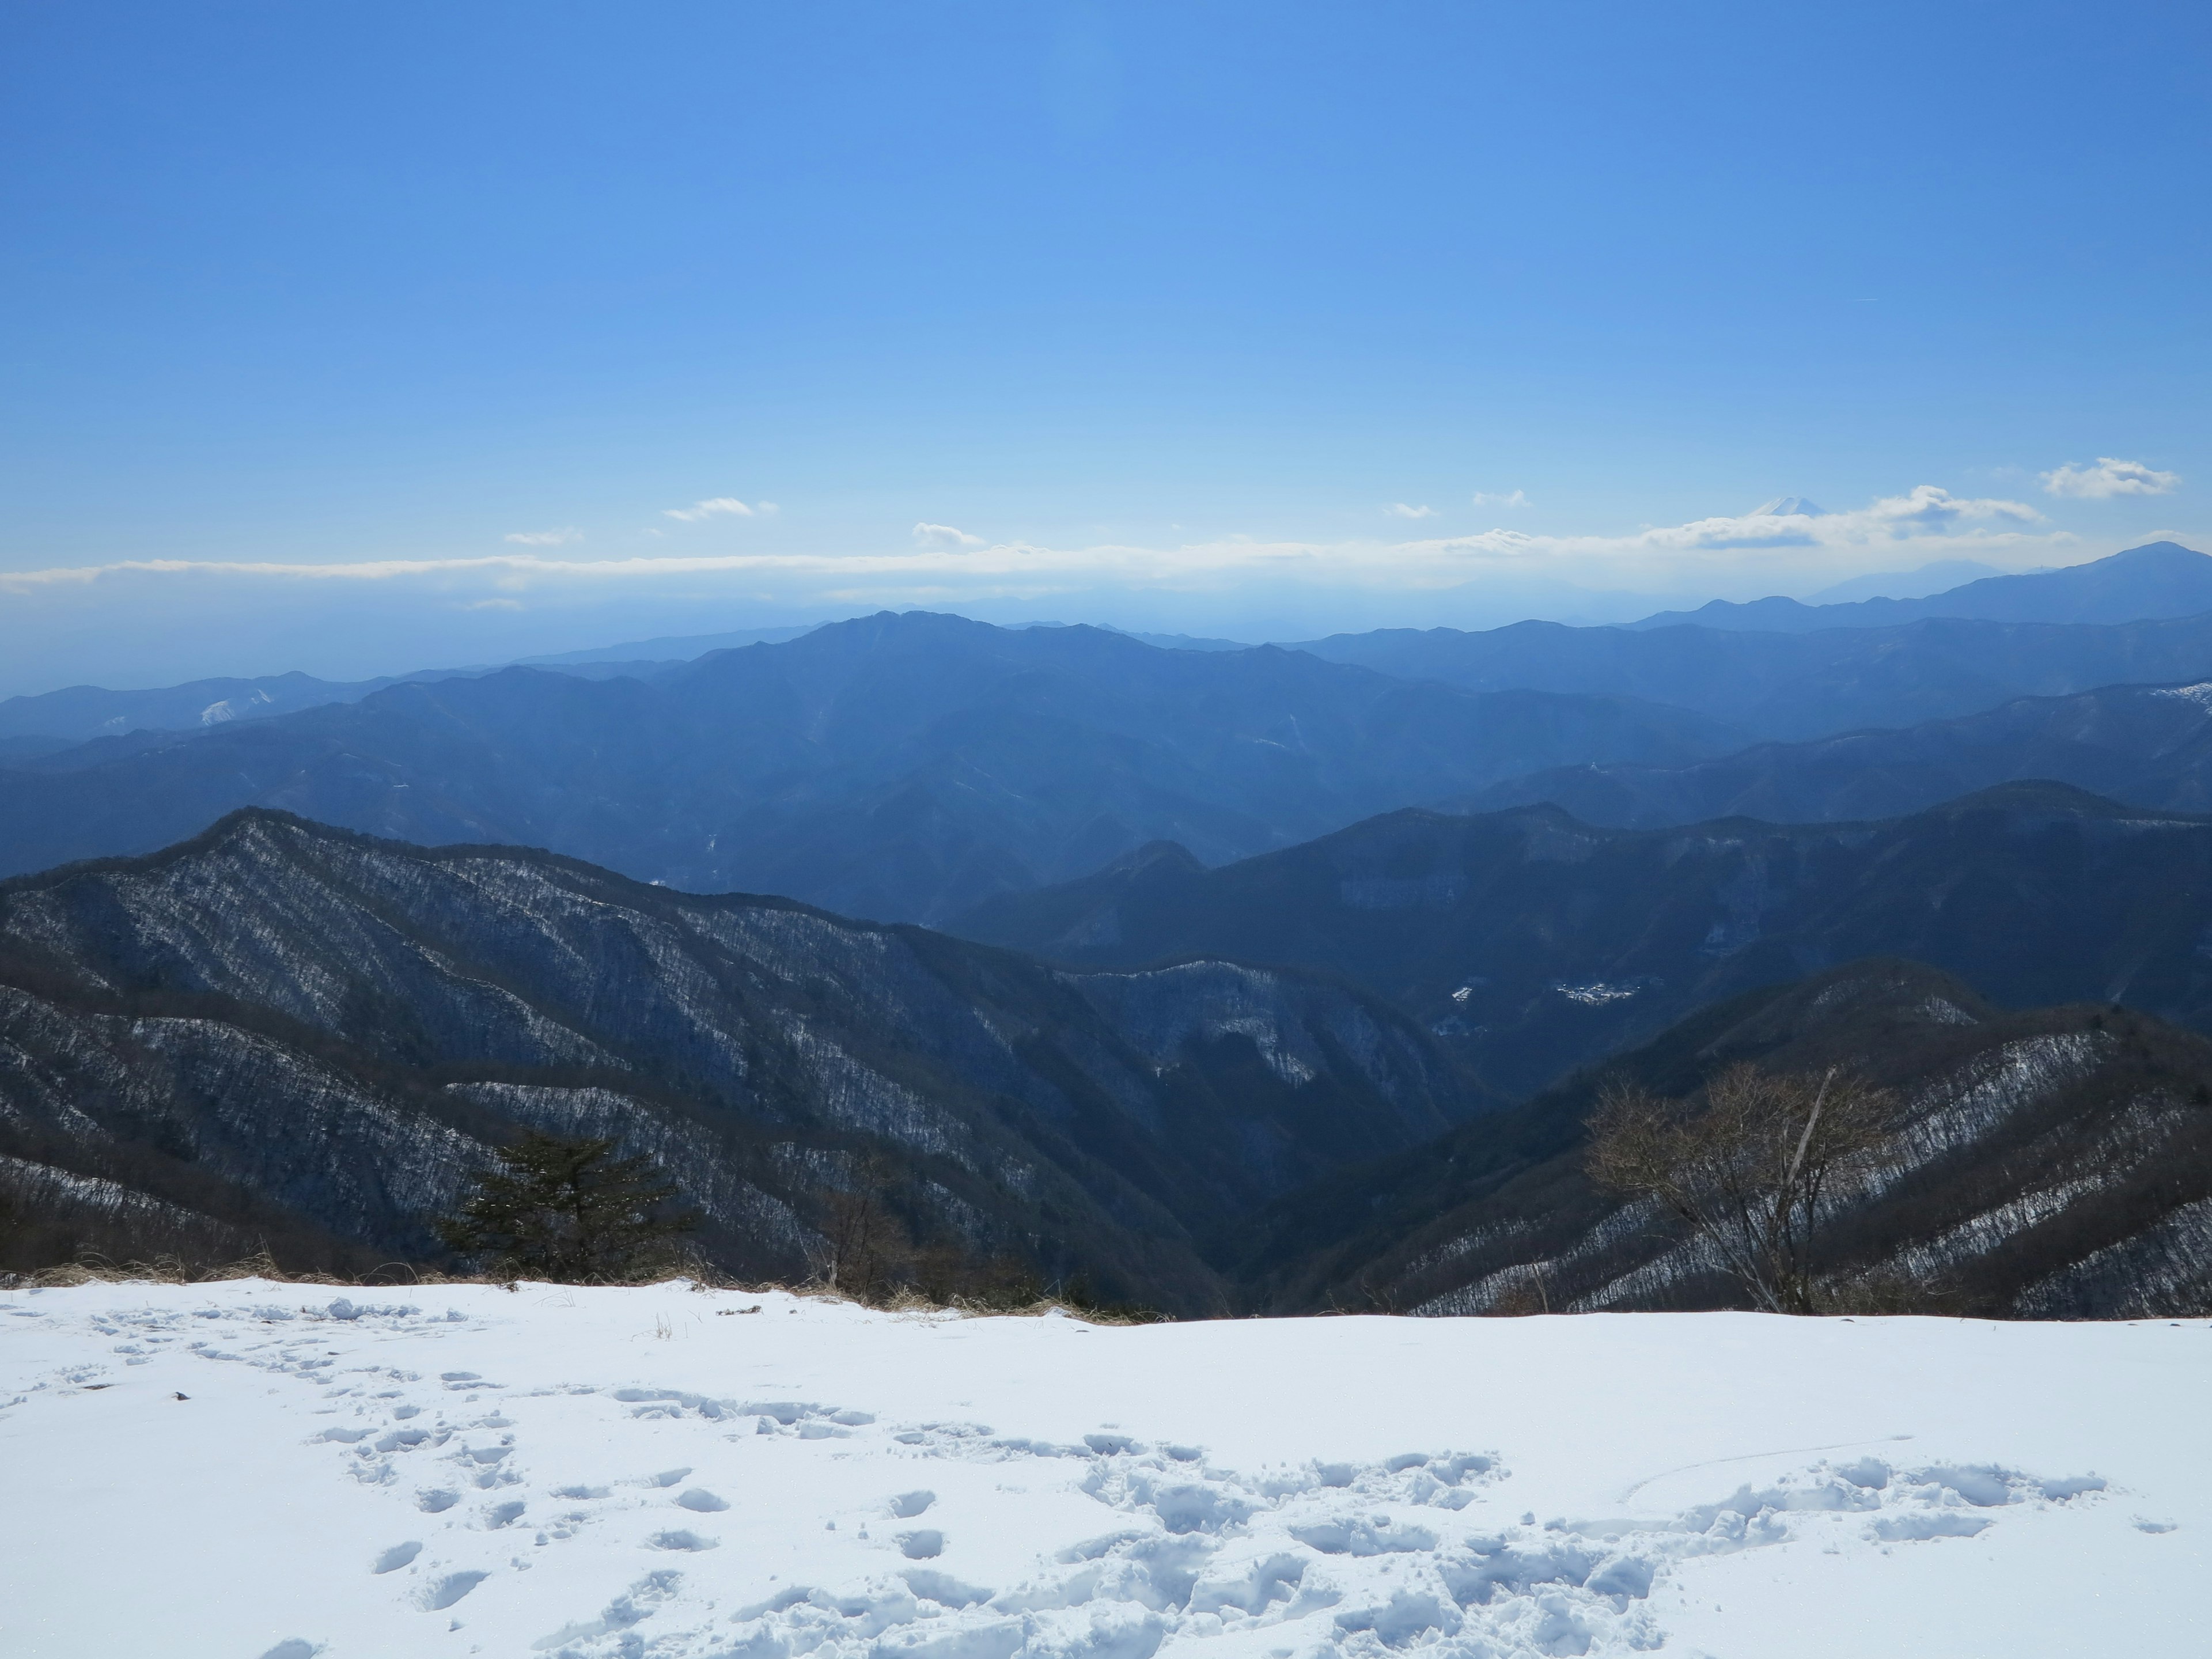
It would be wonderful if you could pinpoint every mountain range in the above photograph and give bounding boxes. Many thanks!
[1620,539,2212,632]
[951,782,2212,1097]
[7,812,2205,1320]
[11,544,2207,756]
[0,810,1478,1309]
[7,543,2212,928]
[0,611,1743,923]
[1465,677,2212,828]
[9,540,2212,1317]
[0,657,694,751]
[1296,555,2212,743]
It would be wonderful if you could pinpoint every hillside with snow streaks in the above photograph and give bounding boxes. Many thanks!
[0,812,1478,1304]
[1232,960,2212,1319]
[3,1280,2203,1659]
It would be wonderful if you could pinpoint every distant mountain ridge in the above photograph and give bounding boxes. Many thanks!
[0,620,1252,745]
[1466,676,2212,828]
[515,623,823,666]
[1807,557,2002,604]
[1302,610,2212,741]
[1294,560,2212,743]
[0,668,466,745]
[950,781,2212,1096]
[1623,539,2212,632]
[0,610,1745,923]
[0,657,695,745]
[14,543,2210,757]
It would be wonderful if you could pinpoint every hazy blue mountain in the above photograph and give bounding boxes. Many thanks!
[1293,601,2212,742]
[1110,628,1249,651]
[517,623,823,666]
[0,669,449,745]
[0,736,74,763]
[1234,957,2212,1320]
[949,781,2212,1097]
[1058,623,1249,652]
[1622,539,2212,631]
[1466,678,2212,828]
[20,537,2201,756]
[0,810,1480,1304]
[0,611,1746,923]
[1808,558,2002,603]
[0,653,721,746]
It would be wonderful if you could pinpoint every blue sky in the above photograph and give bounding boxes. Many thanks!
[2,1,2207,691]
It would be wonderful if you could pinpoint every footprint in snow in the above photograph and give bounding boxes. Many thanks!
[648,1529,718,1552]
[693,1426,2107,1659]
[279,1354,2112,1659]
[416,1570,488,1612]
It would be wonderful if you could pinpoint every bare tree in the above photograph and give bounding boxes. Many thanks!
[812,1150,911,1301]
[1587,1063,1895,1314]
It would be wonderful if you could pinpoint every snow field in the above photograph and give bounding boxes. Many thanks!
[0,1281,2205,1658]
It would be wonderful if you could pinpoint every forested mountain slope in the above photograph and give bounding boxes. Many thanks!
[1236,959,2212,1320]
[0,812,1479,1310]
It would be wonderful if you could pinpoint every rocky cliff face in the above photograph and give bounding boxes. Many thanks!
[0,812,1480,1309]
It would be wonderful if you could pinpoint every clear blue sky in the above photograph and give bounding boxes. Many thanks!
[2,1,2207,690]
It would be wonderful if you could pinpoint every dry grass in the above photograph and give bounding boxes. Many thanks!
[3,1249,482,1291]
[2,1248,1168,1324]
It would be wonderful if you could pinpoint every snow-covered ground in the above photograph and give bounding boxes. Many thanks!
[1,1281,2205,1658]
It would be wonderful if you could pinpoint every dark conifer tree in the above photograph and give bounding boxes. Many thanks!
[437,1131,698,1282]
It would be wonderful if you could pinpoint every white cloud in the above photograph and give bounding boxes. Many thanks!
[502,528,581,547]
[1384,503,1437,520]
[912,522,985,549]
[0,482,2090,610]
[2040,457,2180,499]
[1472,490,1528,508]
[664,497,763,522]
[1853,483,2039,529]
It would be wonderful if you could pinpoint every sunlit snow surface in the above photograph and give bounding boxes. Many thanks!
[1,1283,2205,1658]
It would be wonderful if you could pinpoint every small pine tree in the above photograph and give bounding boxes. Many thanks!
[437,1131,699,1283]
